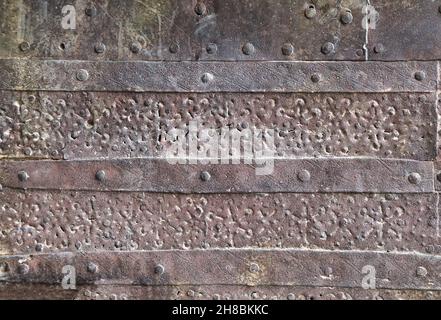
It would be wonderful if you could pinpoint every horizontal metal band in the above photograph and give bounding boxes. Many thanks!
[0,190,437,255]
[1,0,441,62]
[1,249,440,290]
[0,91,436,161]
[0,60,436,92]
[0,283,440,300]
[0,159,434,193]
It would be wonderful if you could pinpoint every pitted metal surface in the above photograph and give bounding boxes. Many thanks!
[1,0,441,300]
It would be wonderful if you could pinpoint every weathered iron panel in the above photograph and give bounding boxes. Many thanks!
[1,250,441,290]
[0,60,436,92]
[0,0,366,61]
[1,283,441,300]
[0,91,436,161]
[0,190,438,255]
[0,159,434,193]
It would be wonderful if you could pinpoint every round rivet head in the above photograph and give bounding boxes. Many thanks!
[206,43,217,54]
[17,264,29,275]
[305,5,317,19]
[87,262,98,273]
[287,293,296,300]
[201,73,213,83]
[35,243,43,252]
[194,2,207,15]
[154,264,165,275]
[95,170,106,182]
[373,44,385,54]
[242,42,255,55]
[414,71,426,81]
[297,169,311,182]
[281,43,294,56]
[249,262,260,273]
[85,7,97,17]
[340,10,353,24]
[94,42,106,54]
[169,43,179,54]
[408,172,422,185]
[200,171,211,181]
[19,41,30,52]
[18,171,29,182]
[130,41,142,54]
[76,69,89,81]
[321,42,335,55]
[416,266,428,277]
[310,73,321,83]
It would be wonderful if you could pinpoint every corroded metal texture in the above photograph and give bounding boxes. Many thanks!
[0,92,436,161]
[1,0,441,301]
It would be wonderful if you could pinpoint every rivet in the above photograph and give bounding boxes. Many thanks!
[249,262,260,273]
[76,69,89,81]
[206,43,217,54]
[340,10,353,24]
[95,170,106,182]
[321,42,335,55]
[281,43,294,56]
[87,262,98,273]
[94,42,106,54]
[355,49,364,57]
[251,292,259,299]
[297,169,311,182]
[194,2,207,15]
[416,266,428,277]
[414,71,426,81]
[242,42,255,55]
[408,172,422,185]
[436,172,441,183]
[187,290,195,297]
[19,41,30,52]
[305,5,317,19]
[310,73,321,83]
[169,43,179,54]
[35,243,43,252]
[85,7,97,17]
[24,147,33,156]
[373,44,385,54]
[130,41,142,54]
[200,171,211,181]
[201,73,213,84]
[287,293,296,300]
[18,171,29,182]
[154,264,165,275]
[17,264,29,275]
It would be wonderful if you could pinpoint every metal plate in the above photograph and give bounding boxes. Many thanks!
[0,92,436,161]
[0,190,438,255]
[1,250,441,290]
[0,60,436,92]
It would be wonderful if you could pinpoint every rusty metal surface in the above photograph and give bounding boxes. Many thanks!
[0,60,436,92]
[0,190,438,255]
[0,158,434,193]
[0,91,436,161]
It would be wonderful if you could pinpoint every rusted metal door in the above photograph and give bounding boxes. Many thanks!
[0,0,440,300]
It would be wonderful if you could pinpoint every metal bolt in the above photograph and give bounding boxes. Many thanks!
[287,293,296,300]
[17,264,29,275]
[154,264,165,275]
[87,262,98,273]
[206,43,217,54]
[130,41,142,54]
[305,5,317,19]
[242,42,255,55]
[297,169,311,182]
[201,73,213,84]
[416,266,428,277]
[310,73,321,83]
[340,10,353,24]
[194,2,207,15]
[200,171,211,181]
[85,7,97,17]
[249,262,260,273]
[94,42,106,54]
[19,41,30,52]
[373,43,385,54]
[95,170,106,182]
[76,69,89,81]
[408,172,422,185]
[18,171,29,182]
[414,71,426,81]
[281,43,294,56]
[321,42,335,55]
[169,43,179,54]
